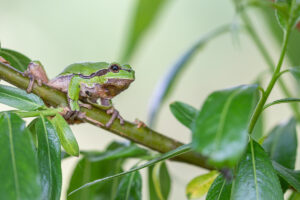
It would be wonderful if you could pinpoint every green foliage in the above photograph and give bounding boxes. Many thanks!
[34,116,62,200]
[148,162,171,200]
[0,112,42,200]
[148,25,229,126]
[206,174,232,200]
[51,113,79,156]
[231,140,283,200]
[272,161,300,192]
[114,170,142,200]
[0,84,45,111]
[84,142,149,162]
[275,0,300,30]
[260,1,300,66]
[0,48,31,72]
[263,118,298,191]
[122,0,168,62]
[192,85,259,167]
[68,144,191,196]
[170,101,197,129]
[263,118,297,169]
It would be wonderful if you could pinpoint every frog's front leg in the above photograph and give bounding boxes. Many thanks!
[23,61,49,93]
[101,98,124,128]
[67,75,82,111]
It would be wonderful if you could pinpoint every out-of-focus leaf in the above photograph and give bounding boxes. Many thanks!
[0,48,31,72]
[263,118,297,169]
[0,84,45,111]
[148,25,230,127]
[69,144,191,196]
[274,0,300,30]
[67,157,124,200]
[170,101,197,129]
[148,162,171,200]
[115,170,142,200]
[35,116,62,200]
[122,0,168,62]
[85,143,148,162]
[231,140,283,200]
[192,85,259,167]
[186,170,219,199]
[263,118,297,192]
[259,3,300,66]
[51,114,79,156]
[206,174,232,200]
[272,161,300,192]
[0,112,41,199]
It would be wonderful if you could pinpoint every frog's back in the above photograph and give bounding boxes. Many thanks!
[59,62,109,76]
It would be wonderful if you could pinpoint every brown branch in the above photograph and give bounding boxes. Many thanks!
[0,62,212,170]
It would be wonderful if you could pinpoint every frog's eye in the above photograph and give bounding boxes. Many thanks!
[110,64,120,73]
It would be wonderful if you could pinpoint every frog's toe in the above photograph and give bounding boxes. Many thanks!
[79,103,92,109]
[26,76,35,93]
[105,108,124,128]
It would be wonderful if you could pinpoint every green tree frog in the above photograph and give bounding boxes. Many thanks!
[23,61,135,127]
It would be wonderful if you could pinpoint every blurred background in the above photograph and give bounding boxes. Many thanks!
[0,0,299,199]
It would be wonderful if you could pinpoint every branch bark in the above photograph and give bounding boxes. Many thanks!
[0,62,212,170]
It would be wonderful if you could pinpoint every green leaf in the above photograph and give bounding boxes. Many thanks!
[272,161,300,192]
[206,174,232,200]
[148,25,230,127]
[170,101,197,129]
[85,142,148,162]
[0,112,41,199]
[122,0,168,62]
[51,114,79,156]
[186,170,219,199]
[35,116,62,200]
[263,118,297,192]
[231,140,283,200]
[148,162,171,200]
[27,118,39,148]
[0,48,31,72]
[263,118,297,169]
[0,84,45,111]
[115,170,142,200]
[260,4,300,67]
[192,84,259,167]
[275,0,300,30]
[69,144,191,196]
[67,157,124,200]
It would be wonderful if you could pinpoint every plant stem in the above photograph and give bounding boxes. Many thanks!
[241,12,300,122]
[0,61,212,169]
[12,108,63,118]
[264,98,300,110]
[248,24,292,134]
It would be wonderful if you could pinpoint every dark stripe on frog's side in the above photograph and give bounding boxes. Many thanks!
[78,69,109,79]
[78,68,133,79]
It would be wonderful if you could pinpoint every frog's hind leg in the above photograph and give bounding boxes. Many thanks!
[23,61,49,93]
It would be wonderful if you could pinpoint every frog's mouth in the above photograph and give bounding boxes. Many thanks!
[102,78,134,98]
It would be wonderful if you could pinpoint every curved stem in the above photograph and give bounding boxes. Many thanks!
[248,18,293,134]
[263,98,300,110]
[0,61,212,169]
[241,11,300,122]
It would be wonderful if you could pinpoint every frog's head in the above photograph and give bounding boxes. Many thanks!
[100,62,135,98]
